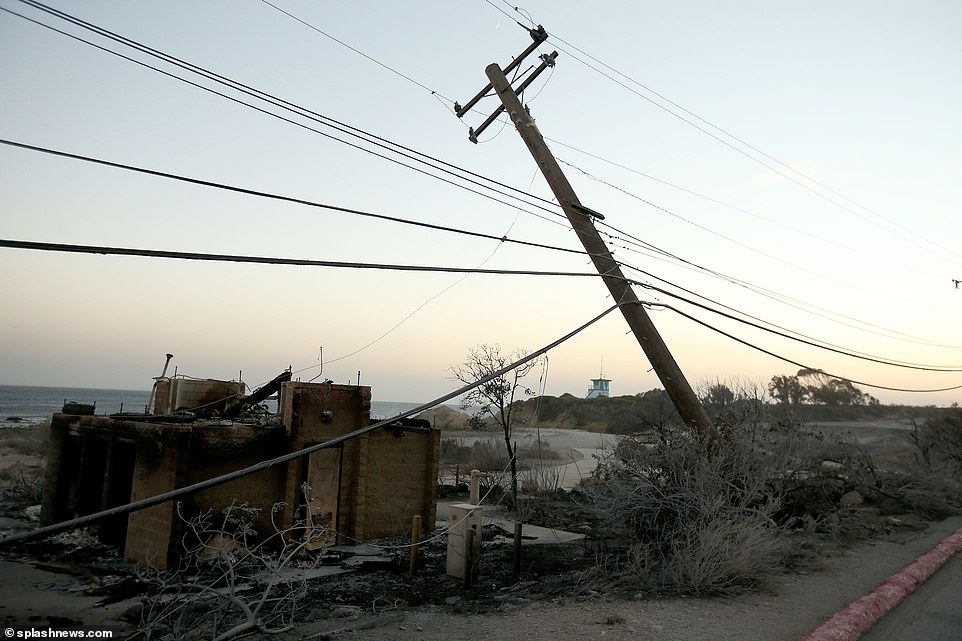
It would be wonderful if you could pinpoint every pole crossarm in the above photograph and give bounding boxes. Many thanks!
[467,51,556,143]
[454,25,547,118]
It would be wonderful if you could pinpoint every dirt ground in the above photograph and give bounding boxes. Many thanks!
[1,420,959,640]
[1,513,958,641]
[327,516,962,641]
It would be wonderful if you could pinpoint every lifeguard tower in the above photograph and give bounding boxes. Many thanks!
[586,367,610,398]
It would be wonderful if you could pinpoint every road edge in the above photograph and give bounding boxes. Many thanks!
[799,521,962,641]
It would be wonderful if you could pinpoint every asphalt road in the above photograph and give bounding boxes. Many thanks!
[861,553,962,641]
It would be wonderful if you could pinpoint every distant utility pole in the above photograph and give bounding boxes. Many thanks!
[457,30,715,439]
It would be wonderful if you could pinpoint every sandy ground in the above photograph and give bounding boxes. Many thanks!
[442,427,616,489]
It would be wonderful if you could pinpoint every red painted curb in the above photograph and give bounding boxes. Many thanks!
[799,524,962,641]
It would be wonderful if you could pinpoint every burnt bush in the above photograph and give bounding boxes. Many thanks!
[584,427,793,595]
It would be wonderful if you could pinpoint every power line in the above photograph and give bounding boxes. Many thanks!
[4,2,570,228]
[18,99,943,370]
[0,137,585,258]
[257,0,455,104]
[637,282,962,373]
[0,238,606,279]
[11,3,956,376]
[0,300,626,546]
[548,139,947,281]
[625,262,962,365]
[561,157,955,309]
[40,0,948,280]
[617,252,962,352]
[659,302,962,394]
[486,4,962,269]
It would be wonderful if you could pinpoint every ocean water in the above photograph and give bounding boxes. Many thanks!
[0,384,457,427]
[0,385,153,427]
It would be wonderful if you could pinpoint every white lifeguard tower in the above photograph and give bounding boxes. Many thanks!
[586,361,610,398]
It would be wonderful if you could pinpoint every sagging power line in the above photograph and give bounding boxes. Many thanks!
[7,1,952,400]
[0,137,586,259]
[12,0,931,355]
[0,238,605,279]
[0,302,626,547]
[485,0,962,270]
[3,1,570,227]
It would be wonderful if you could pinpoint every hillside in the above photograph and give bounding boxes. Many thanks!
[507,391,957,434]
[509,393,656,433]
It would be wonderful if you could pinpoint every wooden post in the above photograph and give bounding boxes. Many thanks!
[409,514,422,576]
[512,521,523,582]
[484,63,715,441]
[463,526,475,588]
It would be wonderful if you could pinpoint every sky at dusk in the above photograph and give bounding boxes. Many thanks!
[1,1,960,406]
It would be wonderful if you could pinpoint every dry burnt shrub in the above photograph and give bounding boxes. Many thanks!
[135,500,316,641]
[584,426,793,596]
[0,462,44,509]
[872,415,962,521]
[775,420,961,545]
[919,412,962,480]
[0,423,47,513]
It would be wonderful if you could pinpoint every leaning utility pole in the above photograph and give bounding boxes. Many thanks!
[457,34,715,438]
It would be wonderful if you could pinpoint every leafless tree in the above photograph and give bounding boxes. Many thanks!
[450,344,541,507]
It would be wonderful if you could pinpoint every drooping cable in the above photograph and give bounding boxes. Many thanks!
[657,302,962,394]
[0,238,606,279]
[506,14,962,268]
[4,2,569,227]
[0,302,627,546]
[636,282,962,372]
[555,152,947,281]
[620,261,962,366]
[0,137,584,258]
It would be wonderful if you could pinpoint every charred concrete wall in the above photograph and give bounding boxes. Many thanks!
[279,382,440,542]
[42,382,440,570]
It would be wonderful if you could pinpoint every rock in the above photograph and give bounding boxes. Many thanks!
[820,460,845,472]
[839,490,863,508]
[331,605,362,619]
[196,533,248,562]
[414,406,470,430]
[0,517,30,530]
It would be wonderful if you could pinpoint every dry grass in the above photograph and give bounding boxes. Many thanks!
[0,462,44,507]
[0,423,48,512]
[0,423,49,458]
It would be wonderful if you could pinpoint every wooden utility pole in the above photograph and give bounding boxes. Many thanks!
[480,62,715,438]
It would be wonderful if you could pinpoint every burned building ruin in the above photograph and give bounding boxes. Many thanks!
[41,375,440,569]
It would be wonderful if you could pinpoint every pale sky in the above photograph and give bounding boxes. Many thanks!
[1,1,960,406]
